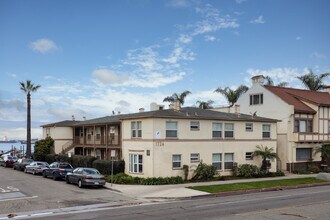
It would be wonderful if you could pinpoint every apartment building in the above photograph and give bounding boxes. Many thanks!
[235,75,330,171]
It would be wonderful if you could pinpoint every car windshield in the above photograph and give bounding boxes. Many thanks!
[23,159,33,163]
[37,162,48,166]
[83,169,100,175]
[7,156,12,159]
[12,157,17,159]
[59,164,72,169]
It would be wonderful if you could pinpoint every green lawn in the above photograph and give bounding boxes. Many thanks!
[189,177,328,193]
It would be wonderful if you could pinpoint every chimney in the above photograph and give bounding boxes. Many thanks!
[169,103,175,110]
[174,100,181,112]
[251,75,265,85]
[324,86,330,94]
[235,104,240,116]
[72,115,75,121]
[118,111,121,115]
[139,108,145,112]
[83,116,86,121]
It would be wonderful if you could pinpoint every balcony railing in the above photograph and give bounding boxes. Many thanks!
[74,135,119,146]
[293,133,330,143]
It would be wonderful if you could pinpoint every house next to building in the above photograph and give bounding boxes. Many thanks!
[42,104,278,179]
[235,75,330,171]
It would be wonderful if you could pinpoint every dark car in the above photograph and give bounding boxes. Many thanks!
[66,168,105,188]
[42,162,73,180]
[13,158,34,171]
[25,161,49,175]
[0,155,15,168]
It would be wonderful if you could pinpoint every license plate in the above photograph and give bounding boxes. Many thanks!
[94,182,99,185]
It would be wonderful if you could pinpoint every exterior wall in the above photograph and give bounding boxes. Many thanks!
[42,126,73,154]
[122,118,277,179]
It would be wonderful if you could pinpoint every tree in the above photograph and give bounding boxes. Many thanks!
[196,100,214,109]
[163,90,191,106]
[264,76,288,87]
[20,80,41,158]
[253,145,279,172]
[314,144,330,166]
[214,85,248,107]
[297,69,330,91]
[33,136,54,161]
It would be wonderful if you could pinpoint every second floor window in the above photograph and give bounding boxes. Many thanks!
[190,121,200,131]
[245,123,253,132]
[294,119,312,133]
[46,128,50,137]
[131,121,142,138]
[250,93,263,105]
[224,123,234,138]
[95,127,101,140]
[262,124,271,138]
[212,123,222,138]
[166,121,177,138]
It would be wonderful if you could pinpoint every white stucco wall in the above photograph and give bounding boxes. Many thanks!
[42,126,73,154]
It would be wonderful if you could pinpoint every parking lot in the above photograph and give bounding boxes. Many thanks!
[0,165,134,215]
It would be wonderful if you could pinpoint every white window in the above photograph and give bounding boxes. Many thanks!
[190,153,200,162]
[190,121,200,131]
[166,121,178,138]
[129,154,143,173]
[172,154,181,168]
[296,148,312,161]
[87,128,93,140]
[131,121,142,138]
[224,153,234,170]
[262,124,271,138]
[95,127,101,140]
[245,152,253,160]
[212,123,222,138]
[46,128,50,137]
[294,119,312,132]
[212,153,222,170]
[224,123,234,138]
[328,121,330,134]
[245,123,253,132]
[250,93,263,105]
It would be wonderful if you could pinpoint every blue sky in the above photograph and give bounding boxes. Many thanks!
[0,0,329,139]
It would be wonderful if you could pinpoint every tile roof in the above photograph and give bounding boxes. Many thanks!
[265,85,330,114]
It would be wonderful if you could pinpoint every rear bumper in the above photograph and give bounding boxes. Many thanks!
[83,179,106,186]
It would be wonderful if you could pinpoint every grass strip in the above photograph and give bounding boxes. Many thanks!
[189,177,328,193]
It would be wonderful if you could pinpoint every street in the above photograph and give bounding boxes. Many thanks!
[0,166,135,215]
[33,185,330,220]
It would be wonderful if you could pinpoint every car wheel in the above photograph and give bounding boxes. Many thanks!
[66,177,70,184]
[42,171,47,178]
[24,168,27,173]
[53,174,57,181]
[78,180,83,188]
[32,170,36,175]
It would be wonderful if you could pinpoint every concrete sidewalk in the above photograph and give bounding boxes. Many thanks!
[105,174,318,199]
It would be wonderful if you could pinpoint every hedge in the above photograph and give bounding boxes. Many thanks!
[108,173,184,185]
[44,154,124,175]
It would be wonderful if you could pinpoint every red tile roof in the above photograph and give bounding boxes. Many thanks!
[264,86,330,114]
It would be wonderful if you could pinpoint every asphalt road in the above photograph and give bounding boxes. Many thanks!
[33,185,330,220]
[0,165,135,215]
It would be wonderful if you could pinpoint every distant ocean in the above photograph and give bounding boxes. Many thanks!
[0,142,35,154]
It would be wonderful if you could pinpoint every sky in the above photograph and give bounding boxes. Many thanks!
[0,0,329,140]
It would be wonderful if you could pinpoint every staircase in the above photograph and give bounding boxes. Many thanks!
[61,140,74,154]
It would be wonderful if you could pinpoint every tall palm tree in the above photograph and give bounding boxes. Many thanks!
[253,145,279,172]
[20,80,41,158]
[264,76,288,87]
[297,69,330,91]
[214,85,248,107]
[196,100,214,109]
[314,144,330,166]
[163,90,191,106]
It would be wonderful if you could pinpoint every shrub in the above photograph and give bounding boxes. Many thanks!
[109,173,184,185]
[92,160,125,175]
[307,166,320,173]
[274,170,285,176]
[192,162,217,181]
[237,164,260,178]
[33,137,54,161]
[293,169,310,174]
[183,165,189,181]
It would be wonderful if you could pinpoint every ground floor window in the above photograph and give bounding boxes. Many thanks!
[224,153,234,170]
[296,148,312,161]
[172,154,181,169]
[129,154,143,173]
[245,152,253,160]
[190,153,200,162]
[212,153,222,170]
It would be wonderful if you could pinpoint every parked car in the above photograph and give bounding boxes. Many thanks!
[0,155,15,168]
[66,168,105,188]
[25,161,49,175]
[12,156,18,163]
[43,162,74,180]
[13,158,34,171]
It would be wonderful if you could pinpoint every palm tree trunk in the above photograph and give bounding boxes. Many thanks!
[26,93,31,158]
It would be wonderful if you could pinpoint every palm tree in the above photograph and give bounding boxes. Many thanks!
[264,76,288,87]
[314,144,330,166]
[196,100,214,109]
[297,69,330,91]
[20,80,41,158]
[253,145,279,172]
[214,85,248,107]
[163,90,191,106]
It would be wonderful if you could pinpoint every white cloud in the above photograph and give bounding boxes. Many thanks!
[178,34,192,44]
[30,38,58,54]
[92,69,129,85]
[204,35,216,42]
[236,0,247,4]
[166,0,192,8]
[296,36,302,40]
[311,52,327,60]
[7,73,17,78]
[250,16,265,24]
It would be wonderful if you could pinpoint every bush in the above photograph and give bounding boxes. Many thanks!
[33,137,54,161]
[192,162,217,181]
[237,164,260,178]
[307,166,320,173]
[108,173,184,185]
[293,169,310,174]
[92,160,125,175]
